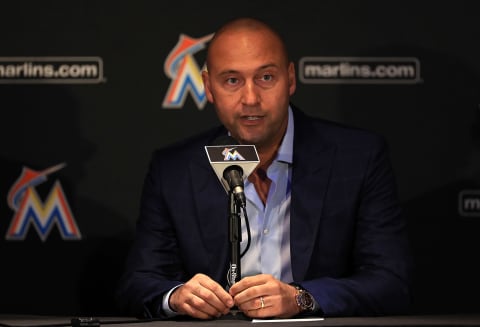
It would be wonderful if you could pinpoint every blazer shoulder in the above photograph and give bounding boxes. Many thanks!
[317,118,385,145]
[293,106,386,149]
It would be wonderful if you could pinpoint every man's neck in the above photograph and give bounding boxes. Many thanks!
[256,143,280,171]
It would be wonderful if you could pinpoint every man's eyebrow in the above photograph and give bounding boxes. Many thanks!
[259,63,279,70]
[219,69,240,75]
[218,64,280,76]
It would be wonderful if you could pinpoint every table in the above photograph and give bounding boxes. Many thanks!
[1,314,480,327]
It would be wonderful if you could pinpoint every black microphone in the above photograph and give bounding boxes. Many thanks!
[215,136,246,207]
[205,135,259,287]
[205,135,259,208]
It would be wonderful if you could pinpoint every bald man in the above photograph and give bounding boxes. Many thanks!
[116,17,412,320]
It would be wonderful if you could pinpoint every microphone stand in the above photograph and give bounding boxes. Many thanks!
[227,191,242,287]
[222,191,250,320]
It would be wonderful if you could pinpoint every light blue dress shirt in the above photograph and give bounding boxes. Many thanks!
[240,106,294,283]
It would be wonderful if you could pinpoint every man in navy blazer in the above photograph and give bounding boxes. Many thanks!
[116,17,411,319]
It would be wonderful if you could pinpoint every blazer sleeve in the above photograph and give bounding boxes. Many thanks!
[297,135,412,316]
[115,150,187,318]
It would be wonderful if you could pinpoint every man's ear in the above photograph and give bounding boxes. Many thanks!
[202,70,214,103]
[288,62,296,96]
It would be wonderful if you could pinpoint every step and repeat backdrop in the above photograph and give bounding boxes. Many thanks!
[1,0,479,316]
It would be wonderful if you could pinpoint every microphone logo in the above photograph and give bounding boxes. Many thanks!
[222,147,245,161]
[205,142,259,195]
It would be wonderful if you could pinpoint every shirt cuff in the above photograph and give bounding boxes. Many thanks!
[161,284,183,317]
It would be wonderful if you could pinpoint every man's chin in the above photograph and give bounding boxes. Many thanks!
[236,135,264,146]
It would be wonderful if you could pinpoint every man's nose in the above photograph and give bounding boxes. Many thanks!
[241,81,260,105]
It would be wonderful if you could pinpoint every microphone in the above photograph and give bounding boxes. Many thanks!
[223,164,246,208]
[215,136,247,207]
[205,135,259,208]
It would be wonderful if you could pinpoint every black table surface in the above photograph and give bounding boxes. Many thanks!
[1,314,480,327]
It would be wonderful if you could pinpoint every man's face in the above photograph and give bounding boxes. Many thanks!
[202,28,296,151]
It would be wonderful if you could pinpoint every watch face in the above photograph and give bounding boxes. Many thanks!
[296,289,314,311]
[302,292,314,310]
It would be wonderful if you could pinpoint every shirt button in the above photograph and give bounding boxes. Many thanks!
[263,229,269,234]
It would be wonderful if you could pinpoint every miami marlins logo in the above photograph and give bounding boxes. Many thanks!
[162,33,214,109]
[5,163,81,241]
[222,147,246,161]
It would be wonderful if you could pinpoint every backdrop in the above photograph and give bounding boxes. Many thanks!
[1,0,479,316]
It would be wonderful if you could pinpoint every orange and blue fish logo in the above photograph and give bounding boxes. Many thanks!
[162,33,214,109]
[5,163,81,241]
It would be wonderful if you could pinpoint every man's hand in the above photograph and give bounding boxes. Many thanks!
[169,273,234,319]
[229,274,300,318]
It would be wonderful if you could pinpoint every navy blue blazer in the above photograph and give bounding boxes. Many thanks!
[116,105,412,317]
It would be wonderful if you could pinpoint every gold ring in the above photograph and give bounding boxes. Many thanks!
[260,296,265,309]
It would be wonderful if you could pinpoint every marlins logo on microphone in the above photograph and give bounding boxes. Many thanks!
[222,147,245,161]
[205,138,259,197]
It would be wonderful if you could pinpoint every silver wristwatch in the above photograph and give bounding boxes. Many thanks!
[293,284,315,312]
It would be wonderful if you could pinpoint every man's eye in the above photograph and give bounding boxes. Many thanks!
[226,77,238,84]
[261,74,273,81]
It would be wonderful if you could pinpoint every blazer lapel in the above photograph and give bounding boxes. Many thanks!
[290,110,336,281]
[188,137,231,280]
[189,157,229,246]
